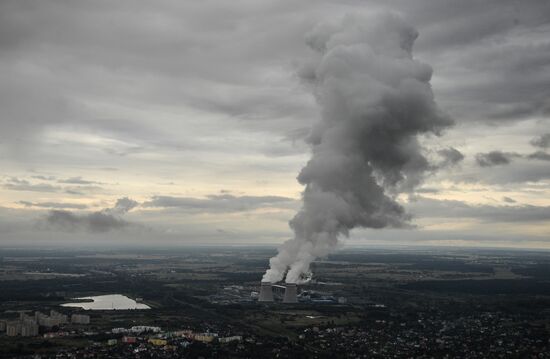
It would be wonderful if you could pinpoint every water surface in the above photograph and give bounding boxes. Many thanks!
[61,294,150,310]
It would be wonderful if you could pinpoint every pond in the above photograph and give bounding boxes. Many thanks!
[61,294,150,310]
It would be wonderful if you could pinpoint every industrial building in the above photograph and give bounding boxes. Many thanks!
[258,281,274,302]
[258,282,298,303]
[283,283,298,303]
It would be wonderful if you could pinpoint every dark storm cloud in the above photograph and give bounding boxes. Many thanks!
[19,200,87,210]
[531,133,550,148]
[459,148,550,183]
[0,0,318,145]
[401,0,550,124]
[45,210,128,233]
[110,197,139,214]
[437,147,464,168]
[43,197,138,232]
[1,0,547,145]
[400,0,550,50]
[0,0,549,247]
[527,151,550,161]
[464,160,550,185]
[143,194,297,213]
[469,149,550,182]
[409,197,550,223]
[475,151,519,167]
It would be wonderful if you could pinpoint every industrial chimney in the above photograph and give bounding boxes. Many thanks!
[283,283,298,303]
[258,282,274,302]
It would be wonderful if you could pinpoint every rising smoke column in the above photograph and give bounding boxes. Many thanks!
[262,13,453,284]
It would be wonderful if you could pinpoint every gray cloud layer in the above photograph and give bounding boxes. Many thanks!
[409,196,550,223]
[57,176,102,185]
[0,0,548,144]
[19,201,87,210]
[437,147,465,168]
[43,197,138,233]
[475,151,519,167]
[143,194,296,213]
[0,0,549,248]
[2,177,105,195]
[475,149,550,168]
[527,151,550,161]
[3,177,59,192]
[531,133,550,149]
[45,210,128,233]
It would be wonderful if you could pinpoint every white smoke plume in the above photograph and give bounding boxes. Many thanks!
[262,13,452,284]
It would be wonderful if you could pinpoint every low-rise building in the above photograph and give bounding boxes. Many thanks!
[122,336,137,343]
[130,325,161,334]
[107,338,117,346]
[219,335,242,343]
[71,313,90,324]
[195,334,216,343]
[148,338,167,346]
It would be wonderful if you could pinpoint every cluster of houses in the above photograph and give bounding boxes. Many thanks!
[108,326,242,347]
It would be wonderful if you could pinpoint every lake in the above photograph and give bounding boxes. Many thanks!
[61,294,150,310]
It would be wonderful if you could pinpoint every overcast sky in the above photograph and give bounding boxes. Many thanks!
[1,0,549,248]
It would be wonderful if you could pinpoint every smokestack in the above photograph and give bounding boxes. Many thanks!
[262,13,453,284]
[258,282,274,302]
[283,283,298,303]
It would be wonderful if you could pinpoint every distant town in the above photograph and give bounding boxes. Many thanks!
[1,246,549,358]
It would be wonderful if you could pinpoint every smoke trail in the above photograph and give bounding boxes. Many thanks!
[262,13,452,284]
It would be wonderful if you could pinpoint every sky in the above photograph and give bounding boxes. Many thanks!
[0,0,549,248]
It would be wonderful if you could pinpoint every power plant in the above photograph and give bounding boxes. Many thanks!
[282,283,298,303]
[258,282,274,302]
[258,282,298,303]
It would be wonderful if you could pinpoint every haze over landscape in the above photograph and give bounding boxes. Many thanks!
[1,0,549,250]
[2,2,550,358]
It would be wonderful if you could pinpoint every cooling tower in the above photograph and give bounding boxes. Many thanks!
[258,282,274,302]
[283,283,298,303]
